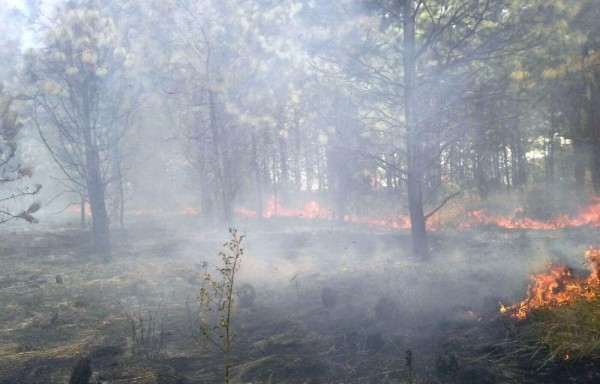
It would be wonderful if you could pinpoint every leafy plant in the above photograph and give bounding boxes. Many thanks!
[0,82,42,224]
[198,228,245,384]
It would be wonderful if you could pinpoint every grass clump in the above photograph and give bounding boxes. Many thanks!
[519,292,600,364]
[502,249,600,366]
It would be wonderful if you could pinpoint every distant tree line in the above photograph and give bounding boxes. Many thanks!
[0,0,598,258]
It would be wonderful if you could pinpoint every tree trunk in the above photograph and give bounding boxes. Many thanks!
[195,109,213,217]
[473,91,489,198]
[251,132,263,217]
[279,134,289,195]
[271,144,279,216]
[328,146,351,221]
[546,108,557,184]
[110,128,125,230]
[516,120,528,186]
[83,133,110,255]
[403,0,429,260]
[502,145,510,189]
[592,135,600,195]
[292,112,302,191]
[474,152,488,198]
[385,153,394,194]
[492,151,501,190]
[513,117,527,187]
[208,89,231,221]
[588,77,600,195]
[82,90,110,255]
[572,138,587,193]
[87,164,110,255]
[316,145,325,192]
[80,196,86,229]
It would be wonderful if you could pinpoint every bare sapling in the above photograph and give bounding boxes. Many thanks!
[198,228,245,384]
[121,302,164,360]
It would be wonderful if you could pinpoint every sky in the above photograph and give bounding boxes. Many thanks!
[1,0,40,49]
[2,0,25,11]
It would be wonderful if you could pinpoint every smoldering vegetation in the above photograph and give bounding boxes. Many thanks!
[1,215,599,383]
[1,0,600,383]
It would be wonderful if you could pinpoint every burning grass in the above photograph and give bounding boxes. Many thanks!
[501,249,600,364]
[518,294,600,364]
[235,194,415,229]
[235,192,600,233]
[466,199,600,230]
[501,248,600,320]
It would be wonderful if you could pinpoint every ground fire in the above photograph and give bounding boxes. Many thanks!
[236,196,600,231]
[467,199,600,230]
[235,195,414,229]
[501,248,600,320]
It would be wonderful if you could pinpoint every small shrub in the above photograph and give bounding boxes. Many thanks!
[122,303,164,360]
[198,228,245,384]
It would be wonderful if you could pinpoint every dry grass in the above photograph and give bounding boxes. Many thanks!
[517,290,600,364]
[0,218,598,383]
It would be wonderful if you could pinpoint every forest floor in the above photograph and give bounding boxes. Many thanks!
[0,215,599,383]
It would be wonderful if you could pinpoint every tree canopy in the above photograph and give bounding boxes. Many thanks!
[1,0,598,258]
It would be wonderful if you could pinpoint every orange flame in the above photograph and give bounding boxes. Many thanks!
[466,200,600,230]
[238,197,600,231]
[235,206,257,218]
[502,248,600,320]
[235,195,413,229]
[342,214,412,229]
[261,195,333,220]
[180,206,199,215]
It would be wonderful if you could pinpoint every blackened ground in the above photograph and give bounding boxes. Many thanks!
[0,216,598,383]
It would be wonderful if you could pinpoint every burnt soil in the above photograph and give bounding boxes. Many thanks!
[0,216,599,383]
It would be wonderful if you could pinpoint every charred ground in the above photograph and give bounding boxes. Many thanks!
[0,217,599,383]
